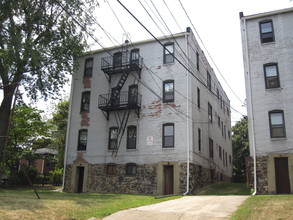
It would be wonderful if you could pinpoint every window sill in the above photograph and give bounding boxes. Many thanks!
[126,149,137,151]
[270,137,287,141]
[261,41,275,46]
[265,87,282,91]
[162,147,175,149]
[163,62,175,66]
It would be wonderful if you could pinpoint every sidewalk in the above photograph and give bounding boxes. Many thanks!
[103,195,249,220]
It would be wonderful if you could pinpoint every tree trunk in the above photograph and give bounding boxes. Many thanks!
[0,85,15,162]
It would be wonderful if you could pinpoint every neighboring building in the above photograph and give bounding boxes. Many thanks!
[33,148,57,175]
[240,8,293,194]
[63,28,232,194]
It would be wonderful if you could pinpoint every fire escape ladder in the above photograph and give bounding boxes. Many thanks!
[108,72,129,106]
[112,108,132,157]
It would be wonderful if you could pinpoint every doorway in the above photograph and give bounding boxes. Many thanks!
[76,167,84,193]
[275,157,291,194]
[163,165,174,195]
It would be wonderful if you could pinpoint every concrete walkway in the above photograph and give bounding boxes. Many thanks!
[103,196,249,220]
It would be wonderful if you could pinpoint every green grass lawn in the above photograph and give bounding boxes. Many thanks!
[196,182,251,195]
[0,188,181,220]
[231,195,293,220]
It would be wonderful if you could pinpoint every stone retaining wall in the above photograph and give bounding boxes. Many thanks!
[246,156,268,194]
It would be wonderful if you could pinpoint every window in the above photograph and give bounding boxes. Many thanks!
[113,52,122,68]
[127,126,137,149]
[198,128,201,151]
[221,121,224,136]
[126,163,137,176]
[209,138,214,158]
[225,152,228,166]
[220,95,223,109]
[163,43,174,64]
[208,102,213,123]
[84,58,93,77]
[163,80,174,103]
[224,125,226,139]
[197,87,200,108]
[218,116,220,128]
[217,89,219,99]
[108,127,118,149]
[269,110,286,138]
[80,91,90,112]
[260,20,274,43]
[207,72,211,91]
[264,63,280,89]
[128,84,138,105]
[219,146,222,159]
[130,49,139,65]
[223,150,225,166]
[228,130,231,140]
[78,129,87,151]
[229,155,232,165]
[163,123,174,148]
[196,52,199,71]
[106,163,116,176]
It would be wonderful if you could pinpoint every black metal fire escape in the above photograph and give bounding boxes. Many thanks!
[98,49,143,156]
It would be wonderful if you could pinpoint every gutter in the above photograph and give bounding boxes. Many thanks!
[240,15,257,195]
[183,28,191,195]
[62,75,75,191]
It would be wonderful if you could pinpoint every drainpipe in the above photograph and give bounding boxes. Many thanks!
[183,27,191,195]
[62,75,75,191]
[241,14,257,195]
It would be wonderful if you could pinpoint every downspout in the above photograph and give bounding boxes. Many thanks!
[62,75,75,191]
[183,28,191,195]
[241,15,257,195]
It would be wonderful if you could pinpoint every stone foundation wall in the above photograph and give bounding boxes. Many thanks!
[64,162,232,195]
[246,156,268,194]
[180,163,232,194]
[86,164,157,194]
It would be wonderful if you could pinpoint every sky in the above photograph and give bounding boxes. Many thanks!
[1,0,292,123]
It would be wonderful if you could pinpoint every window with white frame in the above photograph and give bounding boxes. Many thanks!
[163,43,174,64]
[269,110,286,138]
[163,123,174,148]
[260,20,274,43]
[264,63,280,89]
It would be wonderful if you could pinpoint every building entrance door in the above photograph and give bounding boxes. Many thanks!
[163,165,174,195]
[76,167,84,193]
[275,157,291,194]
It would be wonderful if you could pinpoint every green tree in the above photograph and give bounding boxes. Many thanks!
[50,99,69,168]
[232,117,249,178]
[5,103,51,184]
[0,0,97,164]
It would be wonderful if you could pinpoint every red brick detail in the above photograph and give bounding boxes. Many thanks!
[83,77,91,88]
[73,152,88,164]
[81,112,90,127]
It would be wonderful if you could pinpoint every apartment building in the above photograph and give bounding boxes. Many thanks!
[240,8,293,194]
[63,28,232,195]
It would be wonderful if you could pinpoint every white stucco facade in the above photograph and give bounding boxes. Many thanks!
[64,29,232,195]
[241,7,293,194]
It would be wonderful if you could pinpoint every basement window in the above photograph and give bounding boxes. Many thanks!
[126,163,137,176]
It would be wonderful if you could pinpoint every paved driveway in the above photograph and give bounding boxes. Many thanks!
[103,196,249,220]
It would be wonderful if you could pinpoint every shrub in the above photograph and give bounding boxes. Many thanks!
[49,168,63,185]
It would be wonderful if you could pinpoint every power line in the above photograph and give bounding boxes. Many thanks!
[178,0,245,106]
[116,0,244,118]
